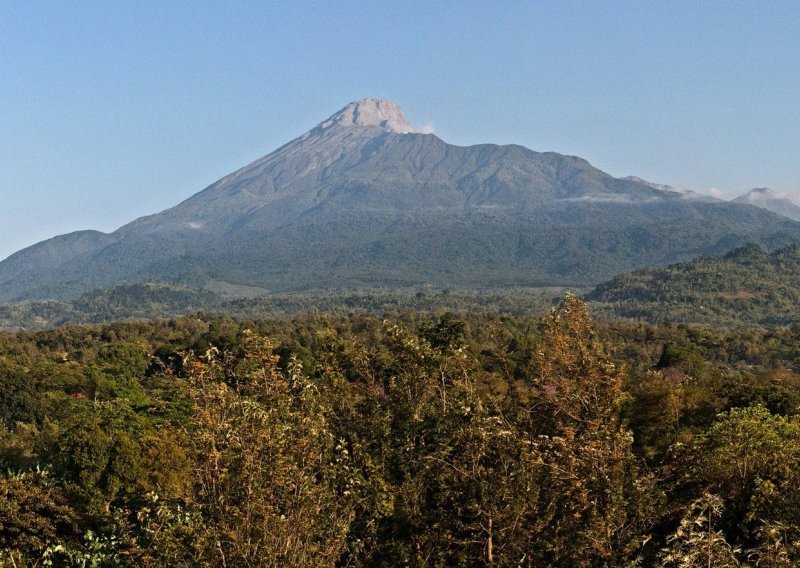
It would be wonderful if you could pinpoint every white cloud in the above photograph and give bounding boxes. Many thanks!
[708,187,727,198]
[413,123,435,134]
[560,194,663,204]
[186,221,204,229]
[768,189,799,201]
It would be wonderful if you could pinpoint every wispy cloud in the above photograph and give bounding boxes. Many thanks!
[708,187,728,199]
[768,189,800,203]
[746,188,800,204]
[559,194,663,204]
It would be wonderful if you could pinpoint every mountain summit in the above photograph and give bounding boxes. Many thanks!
[318,98,415,133]
[1,99,800,302]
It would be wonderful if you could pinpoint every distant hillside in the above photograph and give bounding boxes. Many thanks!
[0,283,222,330]
[3,99,800,302]
[587,244,800,325]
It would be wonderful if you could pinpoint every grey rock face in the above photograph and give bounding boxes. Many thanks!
[317,98,414,133]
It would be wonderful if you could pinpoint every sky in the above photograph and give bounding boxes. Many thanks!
[1,1,799,260]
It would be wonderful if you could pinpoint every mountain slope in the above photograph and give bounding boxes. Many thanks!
[732,188,800,221]
[587,244,800,325]
[3,98,800,302]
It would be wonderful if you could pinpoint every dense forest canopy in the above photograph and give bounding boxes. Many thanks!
[3,297,800,565]
[588,243,800,326]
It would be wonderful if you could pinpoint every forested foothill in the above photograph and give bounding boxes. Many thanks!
[3,295,800,565]
[6,243,800,334]
[588,243,800,326]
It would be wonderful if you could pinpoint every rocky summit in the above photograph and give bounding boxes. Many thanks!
[2,99,800,302]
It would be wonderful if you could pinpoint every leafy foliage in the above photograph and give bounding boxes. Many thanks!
[1,299,800,564]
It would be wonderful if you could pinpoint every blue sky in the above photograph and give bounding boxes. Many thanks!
[1,1,799,259]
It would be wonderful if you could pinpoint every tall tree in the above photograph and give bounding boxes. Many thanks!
[183,331,356,567]
[521,294,657,565]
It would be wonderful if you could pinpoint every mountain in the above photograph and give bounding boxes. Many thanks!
[732,188,800,221]
[3,98,800,303]
[587,243,800,326]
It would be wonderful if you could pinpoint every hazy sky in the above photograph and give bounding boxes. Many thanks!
[1,1,799,260]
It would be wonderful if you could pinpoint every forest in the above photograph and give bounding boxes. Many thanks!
[0,283,567,332]
[2,295,800,566]
[588,243,800,326]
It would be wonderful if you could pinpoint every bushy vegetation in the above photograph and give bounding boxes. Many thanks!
[588,244,800,326]
[2,297,800,564]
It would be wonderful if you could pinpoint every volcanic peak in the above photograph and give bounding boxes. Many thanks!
[317,98,414,133]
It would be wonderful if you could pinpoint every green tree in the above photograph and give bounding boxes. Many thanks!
[359,321,539,566]
[48,409,142,513]
[0,471,80,565]
[693,405,800,561]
